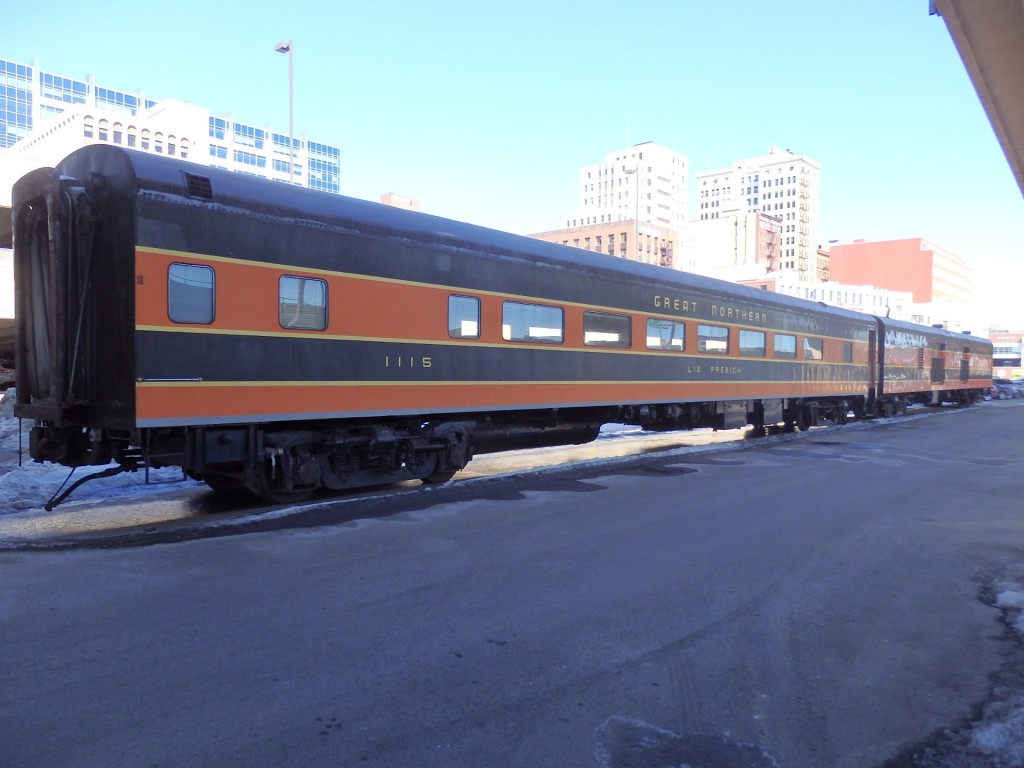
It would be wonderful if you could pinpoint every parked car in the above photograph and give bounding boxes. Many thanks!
[991,378,1021,399]
[0,360,14,391]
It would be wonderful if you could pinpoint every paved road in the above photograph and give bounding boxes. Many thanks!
[2,402,1023,767]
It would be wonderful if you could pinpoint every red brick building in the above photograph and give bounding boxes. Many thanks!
[827,238,972,308]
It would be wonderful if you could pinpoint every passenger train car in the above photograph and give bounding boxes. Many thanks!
[12,146,993,505]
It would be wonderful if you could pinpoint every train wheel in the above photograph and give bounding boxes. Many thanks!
[797,408,813,432]
[403,451,439,482]
[257,463,315,504]
[203,471,246,494]
[422,470,456,485]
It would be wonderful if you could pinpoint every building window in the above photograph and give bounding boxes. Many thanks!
[279,276,327,330]
[209,117,227,140]
[168,264,215,324]
[234,123,266,149]
[234,150,267,168]
[448,295,480,339]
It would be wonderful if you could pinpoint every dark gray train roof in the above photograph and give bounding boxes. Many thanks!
[48,145,984,344]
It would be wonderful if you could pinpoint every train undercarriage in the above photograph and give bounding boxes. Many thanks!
[29,390,990,508]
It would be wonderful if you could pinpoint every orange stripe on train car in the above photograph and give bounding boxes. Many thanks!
[136,249,453,341]
[135,379,872,423]
[136,248,878,356]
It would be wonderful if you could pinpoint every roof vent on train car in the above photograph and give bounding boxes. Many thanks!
[184,172,213,201]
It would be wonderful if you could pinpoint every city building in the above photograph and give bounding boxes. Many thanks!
[827,237,973,328]
[532,142,685,268]
[696,147,820,280]
[566,141,688,233]
[686,204,782,281]
[0,56,341,202]
[739,273,915,321]
[380,193,421,212]
[989,330,1023,379]
[530,220,676,269]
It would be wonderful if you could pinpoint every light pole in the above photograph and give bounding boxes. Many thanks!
[275,40,294,185]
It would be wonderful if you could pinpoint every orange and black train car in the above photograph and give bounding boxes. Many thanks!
[12,146,993,504]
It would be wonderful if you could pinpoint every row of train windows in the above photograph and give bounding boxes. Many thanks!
[449,295,843,360]
[169,264,328,330]
[167,264,847,361]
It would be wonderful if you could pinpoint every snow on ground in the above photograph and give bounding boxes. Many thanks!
[966,571,1024,767]
[0,389,195,512]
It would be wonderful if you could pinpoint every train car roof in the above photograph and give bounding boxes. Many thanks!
[876,315,989,346]
[48,146,901,329]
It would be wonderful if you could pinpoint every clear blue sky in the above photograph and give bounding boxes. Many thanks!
[6,0,1023,329]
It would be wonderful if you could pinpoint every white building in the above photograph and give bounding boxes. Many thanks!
[566,141,688,235]
[686,202,783,281]
[696,146,820,280]
[0,58,341,209]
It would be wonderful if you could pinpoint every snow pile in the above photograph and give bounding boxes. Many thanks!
[962,575,1024,767]
[971,712,1024,767]
[998,591,1024,636]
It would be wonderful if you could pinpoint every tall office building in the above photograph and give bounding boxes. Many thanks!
[0,56,341,197]
[696,147,820,280]
[533,141,686,268]
[566,141,688,234]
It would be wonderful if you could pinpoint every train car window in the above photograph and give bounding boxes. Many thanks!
[502,302,563,344]
[697,324,729,354]
[448,295,480,339]
[646,319,685,351]
[168,263,215,324]
[842,342,853,362]
[739,330,766,357]
[279,276,327,330]
[774,333,797,359]
[803,337,824,360]
[584,311,631,348]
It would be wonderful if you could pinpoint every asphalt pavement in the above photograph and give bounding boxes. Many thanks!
[2,401,1023,767]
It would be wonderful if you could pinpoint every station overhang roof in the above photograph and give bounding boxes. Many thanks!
[932,0,1024,198]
